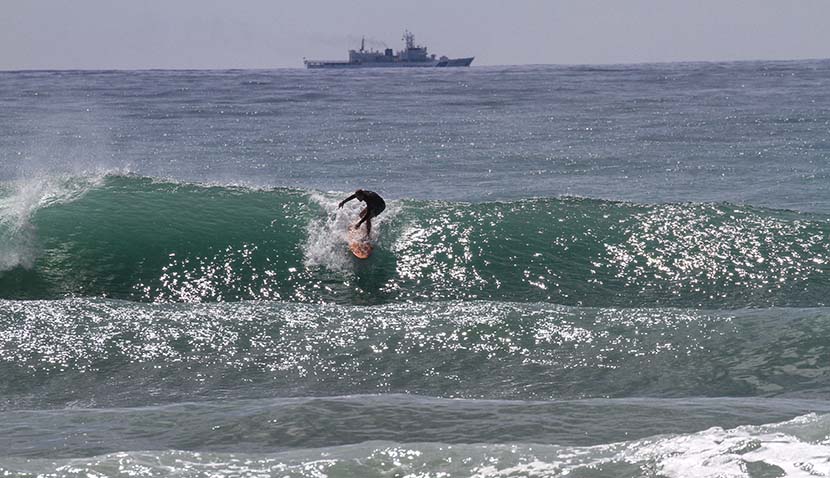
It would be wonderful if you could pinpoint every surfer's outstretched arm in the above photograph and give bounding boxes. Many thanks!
[338,193,357,208]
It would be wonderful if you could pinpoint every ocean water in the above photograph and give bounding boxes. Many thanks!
[1,61,829,477]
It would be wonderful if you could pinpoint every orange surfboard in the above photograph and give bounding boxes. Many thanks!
[347,226,373,259]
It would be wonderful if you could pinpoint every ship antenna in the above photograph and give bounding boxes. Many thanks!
[403,30,414,49]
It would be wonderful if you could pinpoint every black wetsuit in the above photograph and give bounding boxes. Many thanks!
[356,190,386,217]
[338,189,386,233]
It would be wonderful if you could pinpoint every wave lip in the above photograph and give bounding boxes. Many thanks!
[1,174,828,308]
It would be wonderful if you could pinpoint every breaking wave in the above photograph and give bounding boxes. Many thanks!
[0,174,827,307]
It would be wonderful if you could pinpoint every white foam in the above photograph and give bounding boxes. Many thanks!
[617,412,830,478]
[462,413,830,477]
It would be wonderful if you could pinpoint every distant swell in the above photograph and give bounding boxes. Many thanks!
[0,174,828,307]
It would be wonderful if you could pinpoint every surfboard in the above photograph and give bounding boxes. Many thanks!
[347,225,373,259]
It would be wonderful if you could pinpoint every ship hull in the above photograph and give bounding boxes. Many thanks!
[305,57,474,69]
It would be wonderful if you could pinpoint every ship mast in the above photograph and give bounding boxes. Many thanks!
[403,30,415,49]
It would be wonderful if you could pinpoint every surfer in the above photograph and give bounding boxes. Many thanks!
[338,189,386,235]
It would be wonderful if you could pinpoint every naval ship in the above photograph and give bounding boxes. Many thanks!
[304,31,474,69]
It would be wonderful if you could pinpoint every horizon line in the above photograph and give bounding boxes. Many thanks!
[2,56,830,73]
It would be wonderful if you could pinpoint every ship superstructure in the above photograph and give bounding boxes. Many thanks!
[304,31,474,69]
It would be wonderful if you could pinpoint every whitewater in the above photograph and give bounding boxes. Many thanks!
[1,62,829,477]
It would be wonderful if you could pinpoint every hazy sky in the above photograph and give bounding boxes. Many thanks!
[2,0,829,70]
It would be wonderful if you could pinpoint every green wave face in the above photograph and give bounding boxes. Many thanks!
[0,175,828,307]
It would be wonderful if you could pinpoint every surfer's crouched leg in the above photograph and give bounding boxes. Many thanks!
[354,208,368,229]
[362,206,383,235]
[357,209,374,235]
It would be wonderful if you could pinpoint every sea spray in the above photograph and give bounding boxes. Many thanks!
[0,174,106,271]
[303,192,363,272]
[304,191,399,272]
